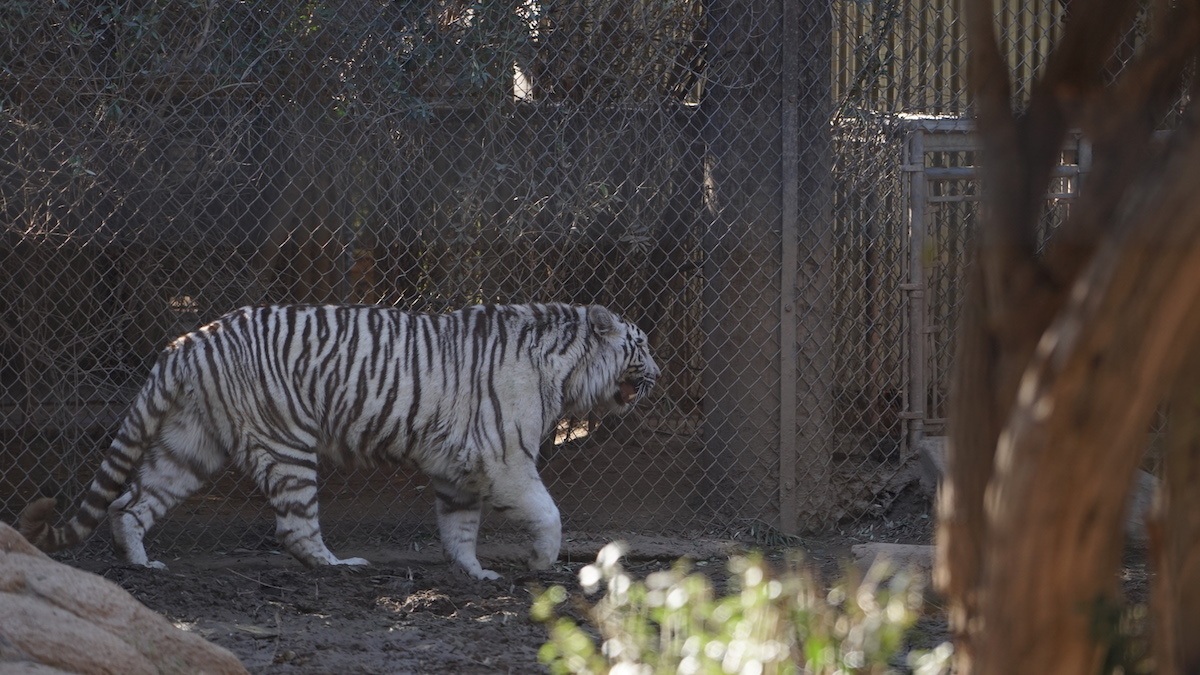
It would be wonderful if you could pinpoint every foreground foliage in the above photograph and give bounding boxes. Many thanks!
[533,543,951,674]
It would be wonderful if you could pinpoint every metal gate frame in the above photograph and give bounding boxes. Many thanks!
[902,117,1091,443]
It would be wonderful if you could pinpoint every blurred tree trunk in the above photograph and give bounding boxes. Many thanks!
[1152,349,1200,674]
[937,2,1200,672]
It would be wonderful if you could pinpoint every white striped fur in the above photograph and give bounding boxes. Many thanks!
[19,303,659,579]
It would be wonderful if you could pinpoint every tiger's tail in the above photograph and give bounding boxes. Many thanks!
[18,356,180,552]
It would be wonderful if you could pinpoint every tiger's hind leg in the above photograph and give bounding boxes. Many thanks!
[432,478,499,581]
[109,455,209,569]
[244,441,368,567]
[109,422,226,569]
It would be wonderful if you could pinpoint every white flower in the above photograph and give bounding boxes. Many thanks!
[596,541,627,569]
[579,564,602,593]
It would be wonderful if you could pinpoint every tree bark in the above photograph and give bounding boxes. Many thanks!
[938,2,1200,672]
[978,206,1200,673]
[1152,349,1200,675]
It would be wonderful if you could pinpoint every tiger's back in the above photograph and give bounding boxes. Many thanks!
[170,304,572,470]
[19,302,659,579]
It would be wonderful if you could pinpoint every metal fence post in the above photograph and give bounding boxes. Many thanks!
[905,128,928,450]
[778,0,800,535]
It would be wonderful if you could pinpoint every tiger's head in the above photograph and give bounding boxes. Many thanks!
[573,304,660,415]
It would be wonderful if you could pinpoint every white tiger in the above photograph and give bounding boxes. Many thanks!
[19,303,659,580]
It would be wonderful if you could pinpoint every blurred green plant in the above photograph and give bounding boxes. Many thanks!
[533,542,952,675]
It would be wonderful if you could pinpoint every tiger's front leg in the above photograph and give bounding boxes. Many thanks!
[490,465,562,572]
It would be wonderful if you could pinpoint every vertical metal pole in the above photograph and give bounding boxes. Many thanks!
[907,129,928,451]
[779,0,800,534]
[1077,134,1092,190]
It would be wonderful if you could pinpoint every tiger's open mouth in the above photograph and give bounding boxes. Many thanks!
[615,376,652,407]
[617,381,638,405]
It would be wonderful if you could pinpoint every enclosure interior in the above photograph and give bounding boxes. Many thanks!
[0,0,1088,558]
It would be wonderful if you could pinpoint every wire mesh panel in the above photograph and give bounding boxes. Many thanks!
[828,113,911,520]
[2,0,1070,559]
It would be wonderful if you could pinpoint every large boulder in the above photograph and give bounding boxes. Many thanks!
[0,522,246,675]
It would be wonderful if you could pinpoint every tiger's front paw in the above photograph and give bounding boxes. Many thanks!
[452,560,502,581]
[475,568,502,581]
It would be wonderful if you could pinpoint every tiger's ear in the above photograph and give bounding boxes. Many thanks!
[587,305,619,338]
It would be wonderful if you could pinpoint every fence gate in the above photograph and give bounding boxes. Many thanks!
[900,118,1089,441]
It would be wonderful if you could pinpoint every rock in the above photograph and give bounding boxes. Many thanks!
[916,436,946,497]
[0,522,246,675]
[851,543,934,578]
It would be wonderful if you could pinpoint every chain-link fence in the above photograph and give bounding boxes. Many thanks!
[0,0,1083,557]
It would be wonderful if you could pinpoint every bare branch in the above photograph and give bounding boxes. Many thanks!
[965,0,1139,331]
[961,0,1018,238]
[961,0,1014,147]
[1039,4,1200,298]
[1012,0,1138,241]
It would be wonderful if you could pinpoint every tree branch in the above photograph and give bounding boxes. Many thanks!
[1045,2,1200,289]
[1010,0,1137,252]
[962,0,1029,318]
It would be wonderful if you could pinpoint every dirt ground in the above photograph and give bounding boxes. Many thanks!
[41,479,1153,674]
[46,485,949,675]
[68,536,746,674]
[74,547,581,673]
